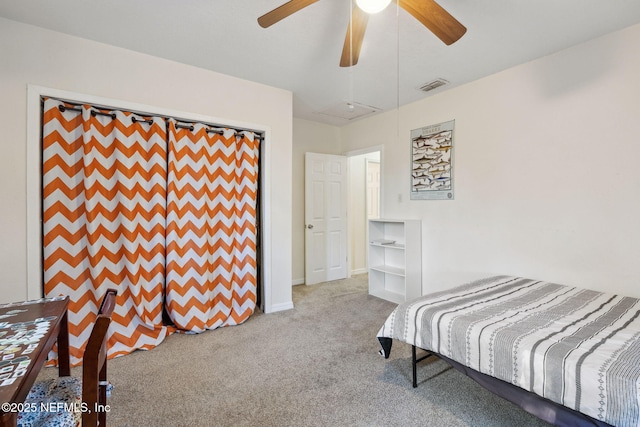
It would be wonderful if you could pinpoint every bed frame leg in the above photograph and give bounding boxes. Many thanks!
[412,345,435,388]
[412,345,418,388]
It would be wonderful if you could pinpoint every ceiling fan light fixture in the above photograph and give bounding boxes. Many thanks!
[355,0,391,14]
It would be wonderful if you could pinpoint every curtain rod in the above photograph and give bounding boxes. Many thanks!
[58,105,115,119]
[54,100,264,140]
[173,123,223,135]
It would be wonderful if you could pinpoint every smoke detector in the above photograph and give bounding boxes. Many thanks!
[315,101,381,121]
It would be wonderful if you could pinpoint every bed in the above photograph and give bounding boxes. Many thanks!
[377,276,640,427]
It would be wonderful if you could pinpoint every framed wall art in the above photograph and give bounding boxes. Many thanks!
[410,120,455,200]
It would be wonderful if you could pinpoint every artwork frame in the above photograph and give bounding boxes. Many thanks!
[410,120,455,200]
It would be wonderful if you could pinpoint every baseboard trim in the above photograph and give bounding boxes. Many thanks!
[351,268,368,276]
[267,301,294,313]
[292,278,305,286]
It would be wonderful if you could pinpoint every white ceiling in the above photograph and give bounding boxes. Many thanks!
[2,0,640,126]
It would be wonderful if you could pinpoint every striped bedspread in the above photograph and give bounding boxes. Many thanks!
[377,276,640,427]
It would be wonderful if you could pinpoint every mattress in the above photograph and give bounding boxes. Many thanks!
[377,276,640,427]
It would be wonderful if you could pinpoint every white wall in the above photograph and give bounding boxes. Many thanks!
[0,18,293,312]
[291,118,341,284]
[341,23,640,297]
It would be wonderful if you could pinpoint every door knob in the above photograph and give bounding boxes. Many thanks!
[306,224,314,229]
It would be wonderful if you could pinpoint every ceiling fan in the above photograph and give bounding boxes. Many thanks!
[257,0,467,67]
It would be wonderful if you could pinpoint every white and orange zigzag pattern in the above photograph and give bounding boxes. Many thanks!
[42,98,258,366]
[165,120,258,332]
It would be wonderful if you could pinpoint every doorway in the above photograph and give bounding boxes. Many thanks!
[347,149,382,276]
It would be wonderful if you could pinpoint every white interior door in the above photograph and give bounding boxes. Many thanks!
[305,152,348,285]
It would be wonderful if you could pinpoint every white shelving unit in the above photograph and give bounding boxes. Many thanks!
[368,219,422,304]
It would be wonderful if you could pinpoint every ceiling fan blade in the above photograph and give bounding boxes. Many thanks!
[398,0,466,45]
[258,0,320,28]
[340,4,369,67]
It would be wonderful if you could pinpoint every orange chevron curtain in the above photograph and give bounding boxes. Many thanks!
[42,98,173,366]
[42,98,259,366]
[165,120,258,331]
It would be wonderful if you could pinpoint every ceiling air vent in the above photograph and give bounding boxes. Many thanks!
[419,79,449,92]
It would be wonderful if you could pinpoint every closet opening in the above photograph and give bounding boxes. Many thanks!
[34,93,267,366]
